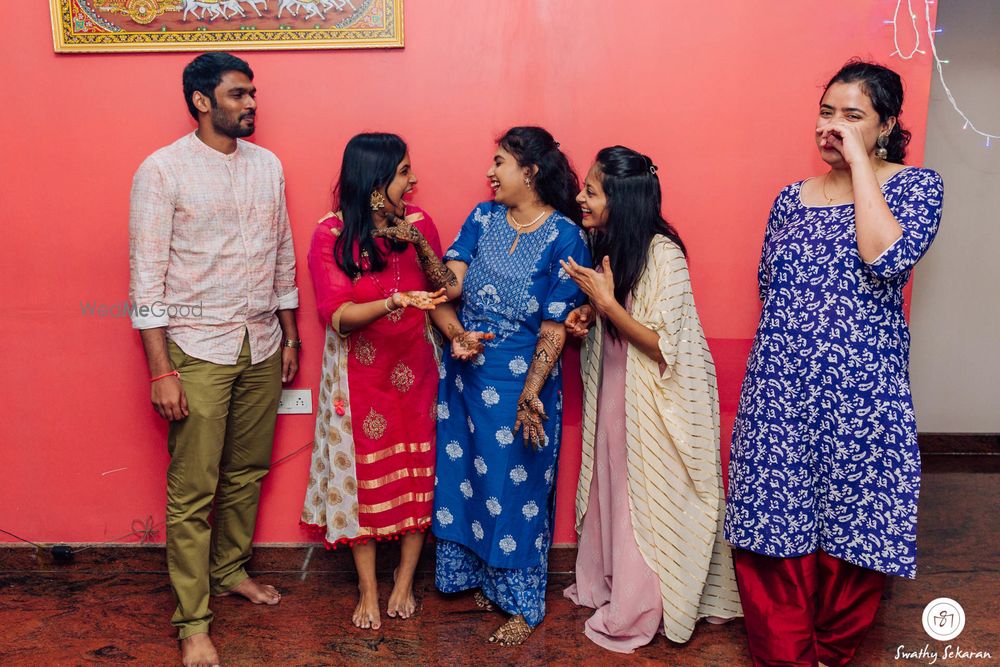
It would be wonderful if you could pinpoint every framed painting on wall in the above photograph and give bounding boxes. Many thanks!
[50,0,403,53]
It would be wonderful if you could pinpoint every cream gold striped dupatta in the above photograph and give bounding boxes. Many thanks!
[575,236,743,643]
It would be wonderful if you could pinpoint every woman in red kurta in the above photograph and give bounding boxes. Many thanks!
[300,133,451,630]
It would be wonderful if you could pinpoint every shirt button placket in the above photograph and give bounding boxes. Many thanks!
[229,155,253,362]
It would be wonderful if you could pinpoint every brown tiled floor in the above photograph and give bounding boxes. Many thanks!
[1,455,997,666]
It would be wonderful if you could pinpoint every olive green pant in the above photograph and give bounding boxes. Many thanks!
[166,335,281,639]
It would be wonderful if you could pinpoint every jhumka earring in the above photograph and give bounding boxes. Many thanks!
[875,134,889,160]
[370,190,387,211]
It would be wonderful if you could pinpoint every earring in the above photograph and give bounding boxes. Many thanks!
[875,134,889,160]
[523,177,532,187]
[370,190,386,211]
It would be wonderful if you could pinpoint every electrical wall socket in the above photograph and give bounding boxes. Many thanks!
[277,389,312,415]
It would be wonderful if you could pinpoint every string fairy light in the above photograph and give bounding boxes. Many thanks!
[885,0,999,148]
[886,0,924,59]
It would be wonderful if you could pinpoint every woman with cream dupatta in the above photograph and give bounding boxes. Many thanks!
[561,146,742,652]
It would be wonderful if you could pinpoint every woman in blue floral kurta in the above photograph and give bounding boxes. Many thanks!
[430,127,590,645]
[725,62,944,667]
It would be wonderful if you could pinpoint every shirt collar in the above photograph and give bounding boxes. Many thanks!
[187,131,241,160]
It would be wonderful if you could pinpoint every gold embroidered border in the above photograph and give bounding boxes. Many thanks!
[356,440,432,465]
[359,491,434,515]
[331,302,351,338]
[361,516,432,537]
[358,466,434,490]
[50,0,404,53]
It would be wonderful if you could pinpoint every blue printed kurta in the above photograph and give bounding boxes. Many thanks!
[725,167,944,579]
[432,201,590,624]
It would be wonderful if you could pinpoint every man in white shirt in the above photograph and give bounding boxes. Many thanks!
[129,51,299,667]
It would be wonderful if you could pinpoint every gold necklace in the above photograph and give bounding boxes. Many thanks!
[507,209,547,255]
[821,164,886,205]
[821,173,850,204]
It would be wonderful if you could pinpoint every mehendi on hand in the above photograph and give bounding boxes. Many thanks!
[514,326,564,450]
[376,213,458,290]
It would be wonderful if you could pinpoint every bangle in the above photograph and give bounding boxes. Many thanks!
[283,339,301,349]
[151,370,180,383]
[384,297,396,313]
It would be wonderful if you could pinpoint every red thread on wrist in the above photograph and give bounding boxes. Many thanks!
[150,370,180,383]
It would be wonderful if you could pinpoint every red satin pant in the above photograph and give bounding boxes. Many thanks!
[733,549,886,667]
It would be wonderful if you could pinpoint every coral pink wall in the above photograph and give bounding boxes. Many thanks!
[0,1,935,545]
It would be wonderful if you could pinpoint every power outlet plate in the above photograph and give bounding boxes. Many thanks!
[277,389,312,415]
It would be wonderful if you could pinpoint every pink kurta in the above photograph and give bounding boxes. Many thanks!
[564,329,664,653]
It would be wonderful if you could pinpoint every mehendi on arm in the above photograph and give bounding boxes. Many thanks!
[514,322,566,450]
[376,213,459,290]
[415,237,459,291]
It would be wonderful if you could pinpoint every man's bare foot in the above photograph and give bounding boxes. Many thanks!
[353,583,381,630]
[386,570,417,619]
[217,577,281,605]
[180,633,219,667]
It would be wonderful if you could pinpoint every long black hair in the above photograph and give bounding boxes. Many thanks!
[498,126,582,224]
[824,59,911,164]
[591,146,686,340]
[333,132,409,278]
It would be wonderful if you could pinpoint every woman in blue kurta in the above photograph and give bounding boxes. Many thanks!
[725,61,944,667]
[430,127,590,645]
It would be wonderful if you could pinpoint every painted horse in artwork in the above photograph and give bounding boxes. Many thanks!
[181,0,247,21]
[276,0,326,20]
[238,0,268,16]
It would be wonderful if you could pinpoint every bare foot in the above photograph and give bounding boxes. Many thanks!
[488,615,533,646]
[386,570,417,619]
[353,583,381,630]
[705,615,735,625]
[217,577,281,605]
[180,633,219,667]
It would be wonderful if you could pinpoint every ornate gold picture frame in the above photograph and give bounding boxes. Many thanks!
[50,0,403,53]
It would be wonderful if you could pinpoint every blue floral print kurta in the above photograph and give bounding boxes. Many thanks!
[433,201,590,625]
[725,167,944,579]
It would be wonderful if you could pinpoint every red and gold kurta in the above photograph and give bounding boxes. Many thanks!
[301,205,440,547]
